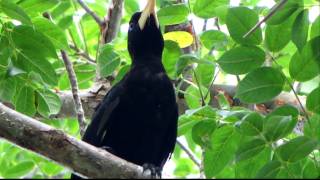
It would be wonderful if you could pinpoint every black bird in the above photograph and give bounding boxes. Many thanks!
[71,0,178,178]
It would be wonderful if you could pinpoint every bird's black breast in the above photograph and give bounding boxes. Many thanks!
[98,61,178,167]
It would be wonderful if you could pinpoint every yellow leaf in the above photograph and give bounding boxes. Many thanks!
[163,31,194,48]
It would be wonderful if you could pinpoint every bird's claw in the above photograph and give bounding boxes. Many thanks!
[142,163,161,179]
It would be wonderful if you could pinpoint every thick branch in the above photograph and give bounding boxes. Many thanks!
[55,84,307,119]
[0,103,148,179]
[76,0,104,26]
[61,50,87,136]
[103,0,124,43]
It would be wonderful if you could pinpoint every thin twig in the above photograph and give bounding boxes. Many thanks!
[270,54,310,123]
[69,44,96,64]
[243,0,288,38]
[192,68,206,106]
[76,0,104,26]
[176,140,201,168]
[204,67,220,100]
[61,50,87,136]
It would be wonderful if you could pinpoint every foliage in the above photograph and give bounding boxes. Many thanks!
[0,0,319,178]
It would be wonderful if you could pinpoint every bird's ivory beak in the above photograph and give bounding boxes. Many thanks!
[138,0,159,30]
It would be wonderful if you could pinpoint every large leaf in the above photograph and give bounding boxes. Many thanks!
[217,46,265,75]
[256,160,282,178]
[0,0,32,25]
[266,0,301,25]
[200,30,228,51]
[292,9,309,51]
[204,126,240,178]
[275,136,318,163]
[97,44,120,77]
[3,161,35,178]
[193,0,229,19]
[162,40,181,79]
[306,87,320,114]
[226,7,262,45]
[19,0,59,16]
[310,15,320,39]
[157,4,189,25]
[0,77,17,102]
[33,18,69,50]
[265,17,292,52]
[14,86,36,116]
[235,148,271,178]
[11,25,57,59]
[289,37,320,82]
[304,115,320,141]
[236,138,266,162]
[192,119,216,147]
[193,62,215,87]
[163,31,193,48]
[237,112,264,136]
[36,89,62,118]
[185,85,210,109]
[263,116,293,141]
[236,67,285,103]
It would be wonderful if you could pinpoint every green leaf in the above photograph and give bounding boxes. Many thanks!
[226,7,262,45]
[176,54,199,76]
[124,0,139,15]
[97,44,120,77]
[204,126,240,178]
[33,18,69,50]
[237,112,264,136]
[292,9,309,51]
[200,30,228,51]
[193,0,229,19]
[218,46,265,75]
[306,87,320,114]
[192,119,216,147]
[236,138,266,162]
[3,161,35,178]
[235,148,272,178]
[157,4,189,26]
[289,37,320,82]
[267,105,299,136]
[20,0,59,16]
[265,18,293,52]
[311,15,320,39]
[304,115,320,141]
[263,116,293,141]
[14,86,36,116]
[185,85,210,109]
[275,136,318,163]
[178,115,199,136]
[11,25,57,59]
[0,77,16,102]
[303,159,319,179]
[0,0,32,25]
[193,62,215,87]
[236,67,285,103]
[256,160,282,178]
[163,40,181,79]
[266,1,301,25]
[36,89,62,118]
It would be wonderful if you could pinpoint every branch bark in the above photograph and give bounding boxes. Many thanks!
[0,103,148,179]
[54,83,307,119]
[77,0,104,26]
[61,50,87,136]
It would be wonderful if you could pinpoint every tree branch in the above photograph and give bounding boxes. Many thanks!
[176,140,201,167]
[102,0,124,44]
[76,0,104,27]
[243,0,288,38]
[60,50,87,136]
[0,103,148,179]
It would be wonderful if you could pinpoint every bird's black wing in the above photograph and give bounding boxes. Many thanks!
[159,102,178,168]
[81,83,124,147]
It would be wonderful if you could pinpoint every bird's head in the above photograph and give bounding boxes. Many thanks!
[127,0,164,62]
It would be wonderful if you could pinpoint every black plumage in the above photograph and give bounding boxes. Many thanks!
[71,1,178,178]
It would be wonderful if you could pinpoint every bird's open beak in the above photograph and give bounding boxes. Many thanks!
[138,0,159,30]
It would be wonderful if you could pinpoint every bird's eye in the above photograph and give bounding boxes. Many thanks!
[129,23,135,31]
